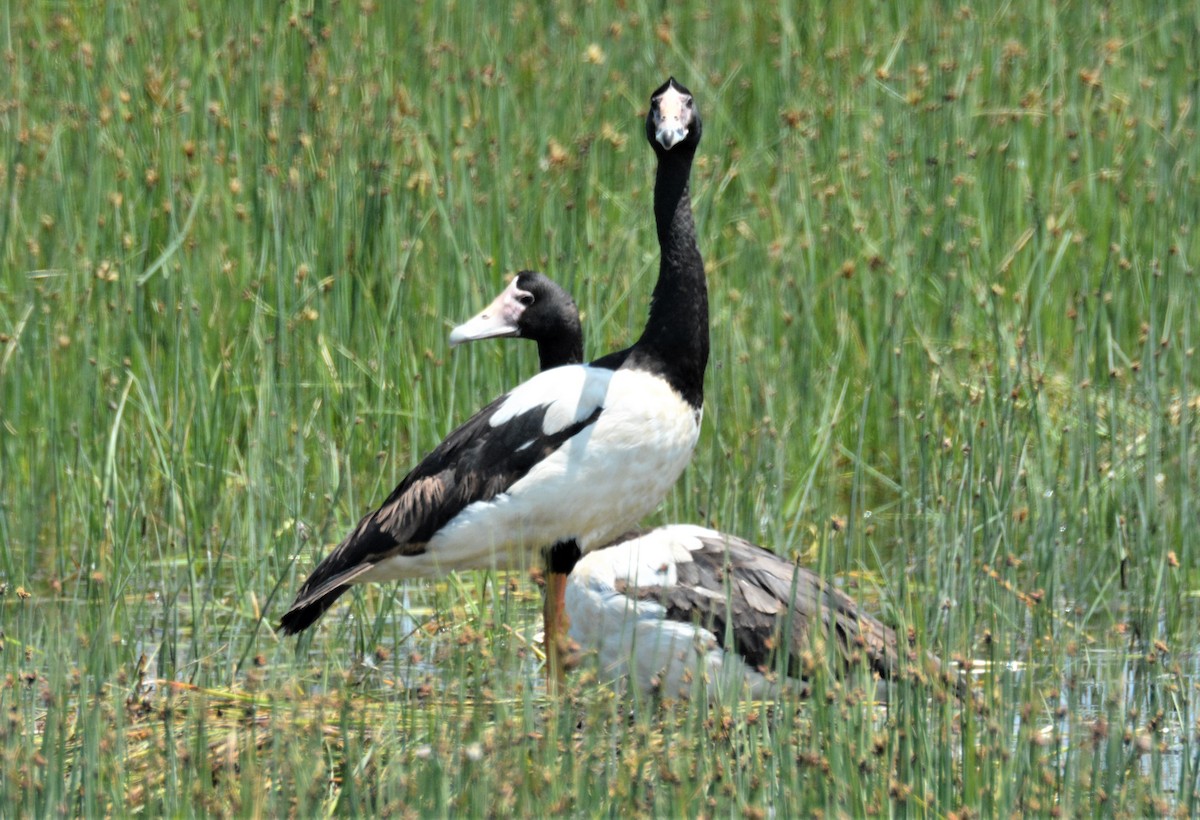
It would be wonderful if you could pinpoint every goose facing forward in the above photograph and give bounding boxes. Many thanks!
[450,272,908,699]
[279,78,707,637]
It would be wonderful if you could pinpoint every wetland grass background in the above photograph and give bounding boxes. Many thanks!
[2,0,1199,814]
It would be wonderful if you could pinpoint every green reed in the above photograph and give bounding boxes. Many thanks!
[1,0,1198,814]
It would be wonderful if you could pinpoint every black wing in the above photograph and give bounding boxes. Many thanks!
[280,389,602,633]
[632,531,901,684]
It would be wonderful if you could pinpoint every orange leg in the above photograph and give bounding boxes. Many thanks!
[543,570,570,690]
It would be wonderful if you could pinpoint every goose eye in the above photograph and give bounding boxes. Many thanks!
[516,293,534,307]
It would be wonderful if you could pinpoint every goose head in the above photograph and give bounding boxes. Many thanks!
[450,271,583,368]
[646,77,702,153]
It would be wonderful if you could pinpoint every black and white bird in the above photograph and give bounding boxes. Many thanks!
[450,272,909,700]
[279,78,708,664]
[567,526,902,699]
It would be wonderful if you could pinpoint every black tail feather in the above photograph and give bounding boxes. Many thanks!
[279,557,380,635]
[277,583,351,635]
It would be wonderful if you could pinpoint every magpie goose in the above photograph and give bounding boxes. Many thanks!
[567,526,904,700]
[451,272,917,700]
[279,78,708,647]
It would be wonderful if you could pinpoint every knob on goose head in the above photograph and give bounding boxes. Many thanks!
[646,77,702,153]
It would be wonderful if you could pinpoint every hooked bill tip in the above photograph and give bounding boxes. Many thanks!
[656,127,687,150]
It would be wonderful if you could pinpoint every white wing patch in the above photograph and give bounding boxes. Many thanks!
[489,364,612,435]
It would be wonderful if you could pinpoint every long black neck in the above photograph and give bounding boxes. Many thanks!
[537,325,584,370]
[626,147,708,409]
